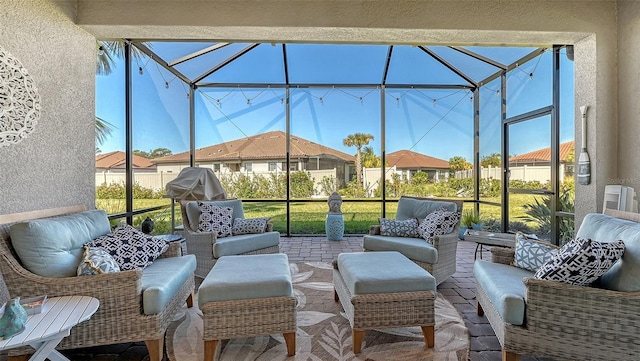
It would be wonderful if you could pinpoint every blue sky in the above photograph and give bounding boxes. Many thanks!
[96,44,575,162]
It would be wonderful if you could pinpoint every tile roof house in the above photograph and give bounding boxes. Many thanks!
[509,141,575,166]
[95,151,157,173]
[386,150,450,181]
[152,131,356,184]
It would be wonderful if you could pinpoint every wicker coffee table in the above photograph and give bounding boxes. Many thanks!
[333,251,436,354]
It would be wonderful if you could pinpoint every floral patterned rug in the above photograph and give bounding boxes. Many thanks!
[166,262,469,361]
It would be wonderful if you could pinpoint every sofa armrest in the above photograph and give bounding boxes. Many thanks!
[523,277,640,336]
[369,225,381,235]
[158,241,182,258]
[0,251,143,309]
[183,230,216,258]
[491,247,515,265]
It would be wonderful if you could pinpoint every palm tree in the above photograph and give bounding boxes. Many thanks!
[95,40,148,146]
[343,133,375,184]
[361,146,382,168]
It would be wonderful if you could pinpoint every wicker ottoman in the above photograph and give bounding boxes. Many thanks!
[199,253,296,361]
[333,251,436,353]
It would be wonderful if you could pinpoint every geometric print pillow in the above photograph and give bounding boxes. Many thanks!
[77,246,121,276]
[534,237,625,286]
[232,217,271,235]
[379,218,419,238]
[514,232,559,272]
[86,224,169,271]
[197,202,233,238]
[417,207,461,245]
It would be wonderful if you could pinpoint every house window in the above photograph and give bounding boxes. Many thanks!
[268,162,278,171]
[244,162,253,172]
[213,163,220,172]
[289,162,297,171]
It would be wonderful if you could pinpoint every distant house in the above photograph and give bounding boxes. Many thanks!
[509,141,575,177]
[95,151,156,173]
[386,150,450,181]
[152,130,356,185]
[509,141,575,166]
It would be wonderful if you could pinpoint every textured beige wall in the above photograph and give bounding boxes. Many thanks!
[76,0,620,222]
[617,1,640,197]
[0,0,95,214]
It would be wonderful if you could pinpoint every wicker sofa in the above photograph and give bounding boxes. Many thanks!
[0,205,196,361]
[180,199,280,278]
[474,209,640,361]
[362,196,463,285]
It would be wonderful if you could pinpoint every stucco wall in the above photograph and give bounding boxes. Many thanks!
[617,1,640,197]
[0,0,95,214]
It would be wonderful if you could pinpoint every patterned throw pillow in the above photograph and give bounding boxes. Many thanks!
[197,202,233,238]
[514,232,559,272]
[77,246,120,276]
[379,218,419,238]
[232,217,271,235]
[418,207,461,244]
[534,237,625,286]
[86,224,169,271]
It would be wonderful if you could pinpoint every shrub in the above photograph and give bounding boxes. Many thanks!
[290,171,314,198]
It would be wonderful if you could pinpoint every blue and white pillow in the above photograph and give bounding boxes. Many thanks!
[514,232,559,272]
[379,218,420,238]
[232,217,270,235]
[86,224,168,271]
[77,246,120,276]
[534,237,625,286]
[418,207,460,244]
[198,202,233,238]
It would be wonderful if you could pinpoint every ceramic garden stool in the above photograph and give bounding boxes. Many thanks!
[333,251,436,354]
[199,253,297,361]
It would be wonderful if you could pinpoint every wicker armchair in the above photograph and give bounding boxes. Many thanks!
[363,196,463,285]
[476,209,640,361]
[0,205,195,361]
[180,199,280,278]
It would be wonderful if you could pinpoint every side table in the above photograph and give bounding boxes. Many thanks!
[0,295,99,361]
[155,234,187,256]
[464,230,515,260]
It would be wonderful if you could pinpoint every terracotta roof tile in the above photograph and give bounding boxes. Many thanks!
[153,131,356,164]
[386,150,449,169]
[509,141,574,163]
[95,151,155,170]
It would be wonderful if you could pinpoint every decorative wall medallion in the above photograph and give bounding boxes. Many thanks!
[0,44,41,147]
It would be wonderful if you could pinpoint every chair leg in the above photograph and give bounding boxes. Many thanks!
[283,332,296,356]
[145,338,164,361]
[421,325,434,348]
[204,340,219,361]
[352,330,365,353]
[477,300,484,316]
[502,349,520,361]
[186,291,194,308]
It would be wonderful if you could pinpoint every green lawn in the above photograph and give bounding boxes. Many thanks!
[97,196,542,235]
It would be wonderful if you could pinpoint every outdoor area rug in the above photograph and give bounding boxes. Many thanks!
[166,262,469,361]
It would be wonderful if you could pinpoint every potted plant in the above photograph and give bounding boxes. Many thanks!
[459,209,483,239]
